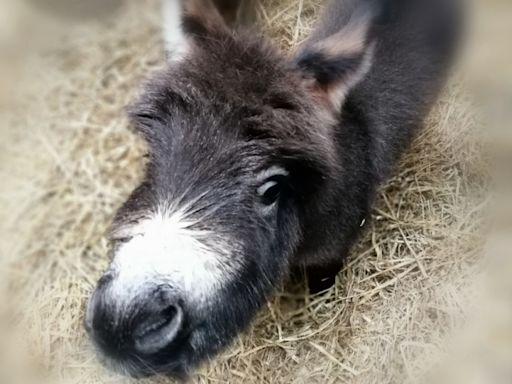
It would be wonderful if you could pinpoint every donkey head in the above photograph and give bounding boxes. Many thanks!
[86,0,376,377]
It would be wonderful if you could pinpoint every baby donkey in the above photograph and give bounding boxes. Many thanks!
[86,0,461,378]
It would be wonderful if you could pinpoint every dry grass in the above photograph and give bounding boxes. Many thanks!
[0,0,502,383]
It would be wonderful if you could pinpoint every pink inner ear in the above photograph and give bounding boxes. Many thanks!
[296,43,375,114]
[299,75,338,113]
[292,3,376,112]
[315,9,373,58]
[327,45,376,112]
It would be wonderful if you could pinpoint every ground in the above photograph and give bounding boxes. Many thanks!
[0,0,509,383]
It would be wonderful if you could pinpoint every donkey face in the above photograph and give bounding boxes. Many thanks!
[86,0,375,377]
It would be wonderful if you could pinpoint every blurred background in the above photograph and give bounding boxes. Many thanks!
[0,0,510,383]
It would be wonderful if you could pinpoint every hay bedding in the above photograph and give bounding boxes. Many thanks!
[0,0,489,383]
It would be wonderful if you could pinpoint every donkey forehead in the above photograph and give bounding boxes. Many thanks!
[132,39,304,125]
[132,78,312,154]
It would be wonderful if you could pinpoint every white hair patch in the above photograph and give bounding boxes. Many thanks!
[161,0,190,61]
[257,166,289,182]
[108,207,237,307]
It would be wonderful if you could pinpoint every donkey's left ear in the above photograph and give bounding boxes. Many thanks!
[162,0,229,62]
[291,6,376,112]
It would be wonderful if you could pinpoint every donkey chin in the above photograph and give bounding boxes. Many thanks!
[85,0,461,378]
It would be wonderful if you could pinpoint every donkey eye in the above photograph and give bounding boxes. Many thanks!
[257,180,282,206]
[256,166,289,207]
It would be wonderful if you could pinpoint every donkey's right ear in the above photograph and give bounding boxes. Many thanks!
[162,0,230,62]
[291,3,377,113]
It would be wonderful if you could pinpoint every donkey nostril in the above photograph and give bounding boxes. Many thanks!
[135,306,177,338]
[133,303,184,355]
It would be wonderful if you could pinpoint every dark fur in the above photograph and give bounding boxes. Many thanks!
[88,0,461,377]
[212,0,255,27]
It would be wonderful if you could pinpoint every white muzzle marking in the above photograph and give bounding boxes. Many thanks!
[108,208,236,307]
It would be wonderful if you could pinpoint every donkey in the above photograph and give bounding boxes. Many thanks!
[85,0,461,378]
